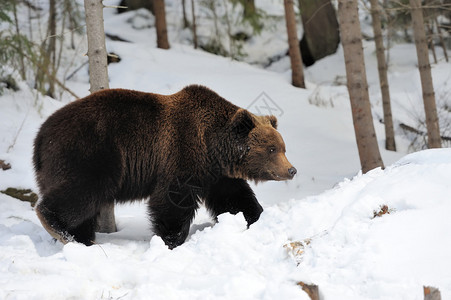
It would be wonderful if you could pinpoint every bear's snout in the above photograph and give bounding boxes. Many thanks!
[268,153,297,181]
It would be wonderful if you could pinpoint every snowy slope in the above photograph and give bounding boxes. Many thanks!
[1,1,451,299]
[1,144,451,299]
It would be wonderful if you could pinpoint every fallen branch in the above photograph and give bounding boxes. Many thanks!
[1,188,38,207]
[66,61,88,81]
[399,123,451,142]
[106,33,131,43]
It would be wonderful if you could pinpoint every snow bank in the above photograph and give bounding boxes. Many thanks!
[1,149,450,299]
[292,149,451,299]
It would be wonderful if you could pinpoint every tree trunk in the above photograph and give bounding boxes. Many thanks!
[41,0,57,98]
[191,0,197,49]
[298,0,340,66]
[12,2,26,80]
[182,0,189,28]
[427,22,437,64]
[154,0,170,49]
[84,0,117,233]
[337,0,384,173]
[409,0,441,148]
[369,0,396,151]
[283,0,305,88]
[435,17,448,63]
[84,0,109,92]
[242,0,256,18]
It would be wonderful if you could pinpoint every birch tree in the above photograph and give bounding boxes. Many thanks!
[84,0,117,233]
[409,0,441,148]
[283,0,305,88]
[337,0,384,173]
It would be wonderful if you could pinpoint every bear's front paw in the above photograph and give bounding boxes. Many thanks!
[244,204,264,228]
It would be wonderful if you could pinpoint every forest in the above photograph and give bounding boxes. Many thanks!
[0,0,450,299]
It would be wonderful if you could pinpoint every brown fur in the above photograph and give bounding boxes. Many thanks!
[33,85,296,248]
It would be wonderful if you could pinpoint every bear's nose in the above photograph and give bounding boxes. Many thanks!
[288,167,297,177]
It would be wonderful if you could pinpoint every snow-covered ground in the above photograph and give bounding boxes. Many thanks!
[1,148,451,300]
[1,1,451,299]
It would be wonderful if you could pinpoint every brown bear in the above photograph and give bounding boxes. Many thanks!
[33,85,296,249]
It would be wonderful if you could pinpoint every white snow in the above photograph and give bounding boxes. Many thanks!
[1,1,450,299]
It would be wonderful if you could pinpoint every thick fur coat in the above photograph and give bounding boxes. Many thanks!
[34,85,296,248]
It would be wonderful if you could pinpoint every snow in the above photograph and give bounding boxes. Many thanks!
[1,1,451,299]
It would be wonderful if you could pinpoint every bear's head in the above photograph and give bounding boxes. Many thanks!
[228,109,297,182]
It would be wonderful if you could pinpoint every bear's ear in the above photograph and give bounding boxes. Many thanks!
[231,109,255,137]
[266,115,278,129]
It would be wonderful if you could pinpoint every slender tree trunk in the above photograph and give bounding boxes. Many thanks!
[181,0,189,28]
[337,0,384,173]
[45,0,57,98]
[154,0,170,49]
[12,2,26,80]
[369,0,396,151]
[191,0,198,49]
[222,0,237,58]
[84,0,117,233]
[67,1,76,49]
[435,17,448,62]
[427,23,437,64]
[47,0,57,68]
[283,0,305,88]
[242,0,256,18]
[409,0,441,148]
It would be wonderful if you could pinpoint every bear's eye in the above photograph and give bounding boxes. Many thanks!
[269,146,276,153]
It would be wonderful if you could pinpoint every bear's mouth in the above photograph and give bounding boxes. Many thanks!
[269,171,293,181]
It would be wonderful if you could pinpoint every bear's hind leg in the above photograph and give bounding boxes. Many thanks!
[36,202,74,244]
[67,216,97,246]
[36,189,101,246]
[205,177,263,227]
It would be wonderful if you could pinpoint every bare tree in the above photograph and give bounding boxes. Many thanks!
[242,0,256,18]
[409,0,441,148]
[11,1,26,80]
[337,0,384,173]
[34,0,57,97]
[181,0,189,28]
[46,0,57,97]
[369,0,396,151]
[191,0,197,49]
[84,0,117,233]
[84,0,109,92]
[283,0,305,88]
[154,0,170,49]
[434,17,448,63]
